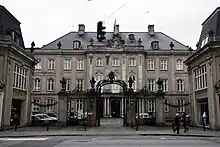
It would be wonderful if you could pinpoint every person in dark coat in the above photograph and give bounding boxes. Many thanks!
[182,113,187,132]
[172,113,181,134]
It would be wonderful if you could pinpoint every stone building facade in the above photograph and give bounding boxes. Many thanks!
[32,23,191,120]
[184,7,220,130]
[0,5,37,129]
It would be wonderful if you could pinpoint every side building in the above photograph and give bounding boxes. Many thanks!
[32,23,192,121]
[0,5,37,129]
[184,7,220,130]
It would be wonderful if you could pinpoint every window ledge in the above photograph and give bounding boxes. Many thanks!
[64,69,71,71]
[160,70,168,71]
[76,69,84,71]
[95,65,103,67]
[195,87,208,92]
[147,69,155,71]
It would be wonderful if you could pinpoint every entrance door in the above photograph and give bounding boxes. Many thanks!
[111,100,120,118]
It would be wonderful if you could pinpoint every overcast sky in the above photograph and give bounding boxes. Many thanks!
[2,0,220,48]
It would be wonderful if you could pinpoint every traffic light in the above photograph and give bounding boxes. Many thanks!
[97,21,106,42]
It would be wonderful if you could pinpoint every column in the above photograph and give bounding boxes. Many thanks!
[155,93,165,125]
[139,99,141,113]
[57,92,67,125]
[142,100,144,113]
[104,98,107,117]
[107,98,110,116]
[121,99,124,117]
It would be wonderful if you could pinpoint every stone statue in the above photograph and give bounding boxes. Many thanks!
[157,78,163,91]
[90,77,96,89]
[60,77,67,91]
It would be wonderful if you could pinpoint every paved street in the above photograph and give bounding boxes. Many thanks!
[0,136,219,147]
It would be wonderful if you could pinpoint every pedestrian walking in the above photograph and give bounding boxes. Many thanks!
[172,113,181,134]
[182,113,187,132]
[202,112,207,131]
[185,114,191,132]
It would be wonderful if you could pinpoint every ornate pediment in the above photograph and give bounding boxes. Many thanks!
[107,34,125,48]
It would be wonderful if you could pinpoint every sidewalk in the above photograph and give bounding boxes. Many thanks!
[0,126,220,137]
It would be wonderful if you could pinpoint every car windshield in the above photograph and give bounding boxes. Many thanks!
[37,115,44,119]
[42,114,49,118]
[45,113,57,117]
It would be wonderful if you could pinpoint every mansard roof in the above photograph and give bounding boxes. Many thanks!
[41,30,188,50]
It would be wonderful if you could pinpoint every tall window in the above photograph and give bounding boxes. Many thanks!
[111,75,120,93]
[176,59,183,70]
[66,79,71,91]
[95,74,104,93]
[32,99,40,112]
[177,79,184,91]
[195,65,207,90]
[148,100,155,112]
[151,41,159,50]
[162,79,168,91]
[48,59,55,70]
[164,99,169,112]
[64,59,71,70]
[73,41,81,49]
[160,59,168,71]
[76,100,83,112]
[76,59,84,70]
[47,78,55,91]
[76,79,84,91]
[112,58,120,66]
[13,64,27,90]
[35,59,42,70]
[177,100,185,112]
[46,99,55,112]
[96,58,103,66]
[148,79,155,92]
[128,58,136,66]
[128,75,136,92]
[33,78,40,91]
[147,59,155,70]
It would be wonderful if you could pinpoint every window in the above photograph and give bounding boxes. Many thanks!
[112,58,120,66]
[76,79,84,91]
[73,41,81,49]
[160,59,168,70]
[177,100,185,112]
[47,78,55,91]
[148,79,155,92]
[13,64,27,90]
[177,79,184,91]
[147,59,155,70]
[164,99,169,112]
[111,75,120,93]
[148,100,155,112]
[32,99,40,112]
[128,58,136,66]
[162,79,168,91]
[76,100,83,112]
[176,59,183,70]
[48,59,55,70]
[194,65,207,90]
[76,59,84,70]
[95,74,104,93]
[64,59,71,70]
[66,80,71,91]
[128,75,137,92]
[35,59,41,69]
[46,99,55,112]
[201,36,209,48]
[33,79,40,91]
[96,58,103,66]
[151,41,159,49]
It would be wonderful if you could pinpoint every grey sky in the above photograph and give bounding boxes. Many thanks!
[2,0,220,48]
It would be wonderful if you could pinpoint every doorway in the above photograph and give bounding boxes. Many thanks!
[111,99,121,118]
[11,99,22,126]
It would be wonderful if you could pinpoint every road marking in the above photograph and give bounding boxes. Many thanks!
[160,137,166,140]
[0,137,49,141]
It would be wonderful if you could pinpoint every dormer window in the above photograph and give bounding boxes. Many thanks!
[151,41,159,50]
[128,34,135,41]
[73,40,81,49]
[201,36,209,48]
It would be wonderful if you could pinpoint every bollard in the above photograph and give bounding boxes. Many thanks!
[45,120,49,131]
[135,120,139,131]
[84,121,87,131]
[14,124,17,131]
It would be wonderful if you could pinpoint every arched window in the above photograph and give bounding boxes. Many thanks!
[128,75,137,92]
[32,99,40,113]
[33,78,40,91]
[112,58,120,66]
[35,59,42,69]
[47,78,55,91]
[46,99,55,112]
[111,74,120,93]
[177,79,184,91]
[96,58,103,66]
[73,40,81,49]
[95,74,104,93]
[151,41,159,50]
[76,100,83,113]
[176,59,183,70]
[128,58,136,66]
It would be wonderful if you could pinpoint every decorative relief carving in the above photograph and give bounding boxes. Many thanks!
[107,34,125,48]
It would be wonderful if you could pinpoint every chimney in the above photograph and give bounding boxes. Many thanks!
[148,25,155,36]
[114,25,119,35]
[78,24,85,36]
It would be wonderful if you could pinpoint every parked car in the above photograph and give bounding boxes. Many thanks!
[34,114,57,124]
[31,115,44,126]
[44,112,58,118]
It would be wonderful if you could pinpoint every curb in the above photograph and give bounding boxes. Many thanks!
[0,133,217,138]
